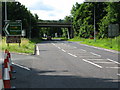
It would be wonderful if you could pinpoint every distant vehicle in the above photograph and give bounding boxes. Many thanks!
[47,36,52,40]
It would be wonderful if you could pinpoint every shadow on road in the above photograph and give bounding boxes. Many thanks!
[11,65,119,89]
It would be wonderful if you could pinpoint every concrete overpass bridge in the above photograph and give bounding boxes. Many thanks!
[37,22,74,39]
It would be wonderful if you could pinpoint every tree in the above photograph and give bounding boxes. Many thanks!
[2,2,39,38]
[98,2,118,38]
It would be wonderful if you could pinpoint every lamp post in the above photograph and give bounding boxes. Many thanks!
[94,5,96,42]
[29,13,31,39]
[5,0,7,24]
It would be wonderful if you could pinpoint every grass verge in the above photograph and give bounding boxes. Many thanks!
[68,36,120,51]
[0,37,41,54]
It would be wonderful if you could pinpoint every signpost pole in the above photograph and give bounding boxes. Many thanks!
[5,0,7,24]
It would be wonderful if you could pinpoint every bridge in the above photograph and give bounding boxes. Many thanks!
[37,22,72,28]
[37,22,73,39]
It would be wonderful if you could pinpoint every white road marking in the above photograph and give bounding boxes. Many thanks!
[105,67,120,69]
[36,46,40,55]
[61,49,66,52]
[80,49,86,52]
[68,53,77,57]
[87,59,105,60]
[12,62,30,71]
[90,52,101,57]
[58,47,61,49]
[52,43,55,46]
[73,47,77,48]
[117,74,120,76]
[82,59,103,68]
[94,61,113,64]
[107,58,120,64]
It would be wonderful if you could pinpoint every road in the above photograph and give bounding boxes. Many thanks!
[8,40,119,88]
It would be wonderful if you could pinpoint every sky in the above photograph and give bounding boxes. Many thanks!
[17,0,85,20]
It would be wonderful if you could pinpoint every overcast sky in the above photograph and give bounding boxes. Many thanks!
[17,0,85,20]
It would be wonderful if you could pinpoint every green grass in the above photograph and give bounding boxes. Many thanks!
[0,37,41,54]
[52,37,68,41]
[68,36,120,51]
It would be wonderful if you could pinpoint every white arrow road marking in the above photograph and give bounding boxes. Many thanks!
[12,62,30,71]
[82,59,103,68]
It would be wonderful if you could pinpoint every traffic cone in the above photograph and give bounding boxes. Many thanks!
[4,58,16,80]
[4,49,9,59]
[3,68,11,88]
[8,53,16,73]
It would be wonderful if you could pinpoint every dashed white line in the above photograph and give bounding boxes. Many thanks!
[57,47,61,49]
[90,52,101,57]
[52,43,56,46]
[61,49,66,52]
[73,47,77,48]
[68,53,77,57]
[82,59,103,68]
[12,62,30,71]
[107,58,120,64]
[80,49,86,52]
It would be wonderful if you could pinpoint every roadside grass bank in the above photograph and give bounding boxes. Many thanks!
[0,37,41,54]
[52,37,68,41]
[68,36,120,51]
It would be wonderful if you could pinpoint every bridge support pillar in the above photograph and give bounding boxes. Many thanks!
[68,27,74,39]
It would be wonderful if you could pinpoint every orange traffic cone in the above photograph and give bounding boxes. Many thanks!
[4,58,16,80]
[4,49,9,59]
[8,53,15,73]
[3,67,11,88]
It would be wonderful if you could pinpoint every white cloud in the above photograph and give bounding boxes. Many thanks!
[17,0,84,20]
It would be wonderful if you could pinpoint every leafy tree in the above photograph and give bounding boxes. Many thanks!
[2,2,39,38]
[98,2,118,38]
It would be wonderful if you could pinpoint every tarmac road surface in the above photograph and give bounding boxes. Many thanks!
[6,40,120,88]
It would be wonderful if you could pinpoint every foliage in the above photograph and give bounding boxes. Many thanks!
[0,37,42,54]
[67,2,120,39]
[2,2,39,38]
[68,35,120,51]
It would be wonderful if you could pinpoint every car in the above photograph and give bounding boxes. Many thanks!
[47,36,52,40]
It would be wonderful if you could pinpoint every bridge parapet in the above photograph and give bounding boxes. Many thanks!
[37,22,72,27]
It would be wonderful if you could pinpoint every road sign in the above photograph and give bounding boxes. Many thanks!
[3,20,22,46]
[108,24,119,38]
[7,21,22,36]
[3,20,22,36]
[6,36,21,43]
